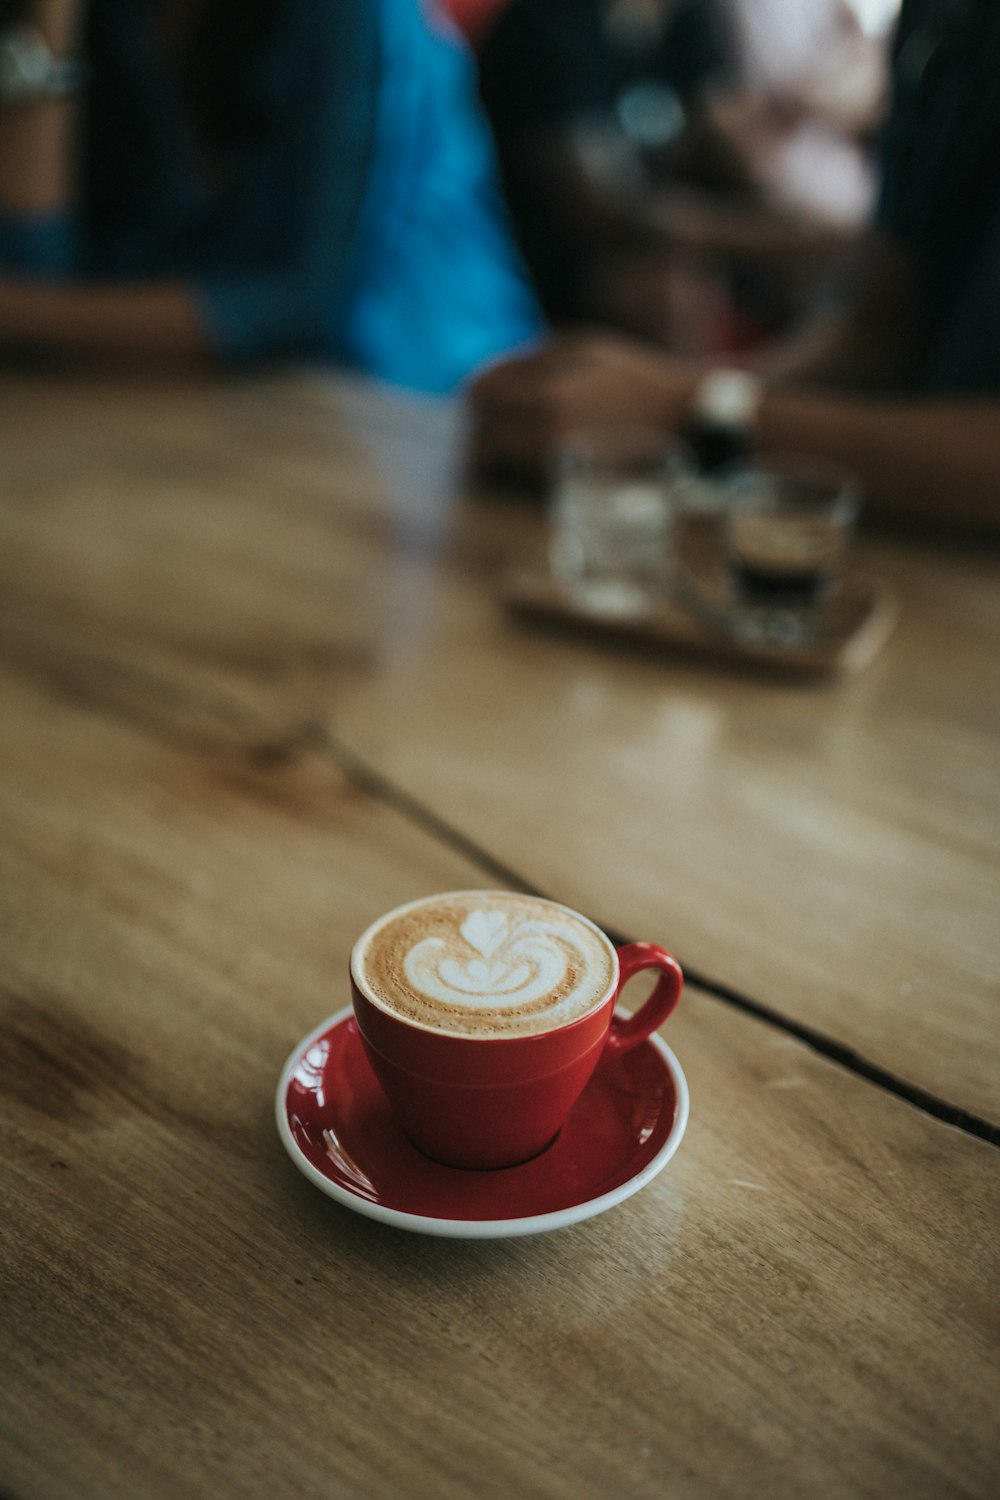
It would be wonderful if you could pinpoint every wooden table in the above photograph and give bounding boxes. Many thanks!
[1,371,997,1500]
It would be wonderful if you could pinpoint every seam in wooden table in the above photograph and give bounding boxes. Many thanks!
[319,731,1000,1151]
[13,638,994,1151]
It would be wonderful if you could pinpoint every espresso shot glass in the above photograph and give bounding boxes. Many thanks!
[720,456,861,643]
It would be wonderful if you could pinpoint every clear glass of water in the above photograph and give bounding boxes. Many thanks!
[548,430,691,615]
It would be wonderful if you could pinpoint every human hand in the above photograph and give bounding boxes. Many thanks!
[469,334,698,476]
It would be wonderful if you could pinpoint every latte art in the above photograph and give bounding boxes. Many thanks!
[354,892,617,1038]
[406,910,587,1007]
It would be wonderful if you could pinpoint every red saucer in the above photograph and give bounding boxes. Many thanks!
[276,1006,688,1238]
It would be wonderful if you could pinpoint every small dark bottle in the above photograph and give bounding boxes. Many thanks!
[683,417,751,475]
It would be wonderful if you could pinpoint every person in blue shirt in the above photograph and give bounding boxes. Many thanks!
[0,0,541,394]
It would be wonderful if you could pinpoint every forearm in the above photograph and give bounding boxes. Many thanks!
[746,233,919,393]
[652,189,847,269]
[756,386,1000,526]
[0,1,85,215]
[746,307,916,394]
[470,332,1000,528]
[0,277,213,362]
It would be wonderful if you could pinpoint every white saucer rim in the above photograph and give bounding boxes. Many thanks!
[275,1004,689,1240]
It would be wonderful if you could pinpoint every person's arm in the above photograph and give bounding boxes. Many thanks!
[735,234,1000,525]
[0,0,83,217]
[0,0,205,360]
[0,0,378,366]
[746,231,919,392]
[754,389,1000,527]
[0,276,210,360]
[469,246,1000,529]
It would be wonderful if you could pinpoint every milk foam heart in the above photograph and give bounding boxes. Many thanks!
[354,892,617,1038]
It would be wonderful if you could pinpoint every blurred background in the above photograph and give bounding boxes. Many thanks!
[449,0,902,360]
[0,0,903,383]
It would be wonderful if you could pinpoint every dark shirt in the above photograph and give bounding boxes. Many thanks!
[877,0,1000,393]
[479,0,727,131]
[477,0,730,320]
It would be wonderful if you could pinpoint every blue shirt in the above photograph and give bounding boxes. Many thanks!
[0,0,542,393]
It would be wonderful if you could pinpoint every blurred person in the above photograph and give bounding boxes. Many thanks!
[0,0,540,393]
[476,0,737,348]
[652,0,896,349]
[476,0,895,357]
[470,0,1000,528]
[703,0,893,234]
[716,0,894,228]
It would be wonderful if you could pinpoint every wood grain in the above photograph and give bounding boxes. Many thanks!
[1,372,996,1125]
[0,653,997,1500]
[339,532,1000,1123]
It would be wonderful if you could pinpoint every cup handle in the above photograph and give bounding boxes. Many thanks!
[605,943,683,1056]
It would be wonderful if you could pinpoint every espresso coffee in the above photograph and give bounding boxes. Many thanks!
[727,510,842,606]
[353,891,617,1039]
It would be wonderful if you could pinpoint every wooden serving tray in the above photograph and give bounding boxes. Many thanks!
[502,564,899,678]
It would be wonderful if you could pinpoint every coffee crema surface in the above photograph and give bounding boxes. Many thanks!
[354,892,617,1038]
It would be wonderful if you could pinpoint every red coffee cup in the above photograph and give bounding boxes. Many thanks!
[350,892,683,1170]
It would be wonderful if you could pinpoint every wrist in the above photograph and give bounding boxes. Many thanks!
[685,367,764,471]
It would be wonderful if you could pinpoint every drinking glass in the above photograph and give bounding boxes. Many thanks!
[720,456,861,643]
[549,430,691,615]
